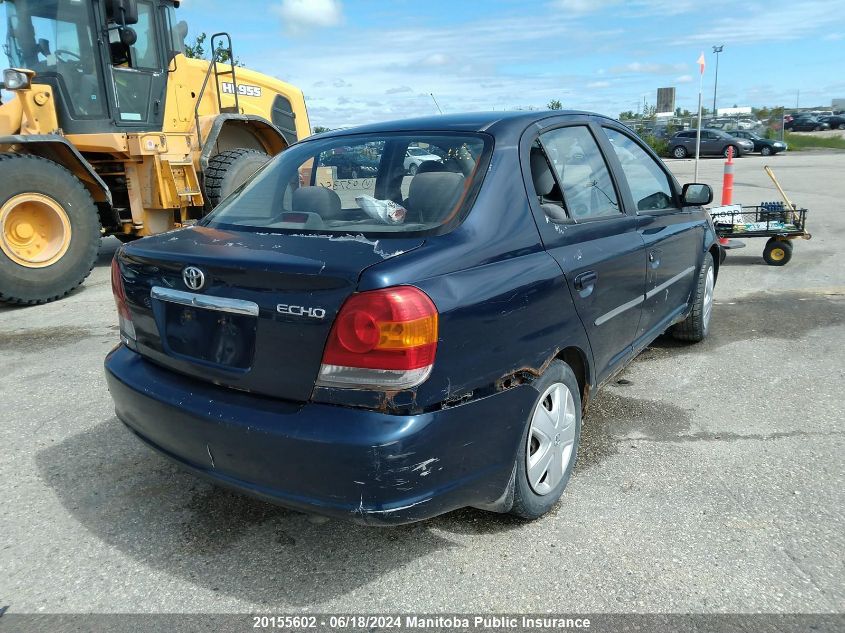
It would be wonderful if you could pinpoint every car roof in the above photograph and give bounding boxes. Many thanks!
[311,110,616,140]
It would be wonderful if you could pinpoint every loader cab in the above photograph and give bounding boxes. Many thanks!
[2,0,180,133]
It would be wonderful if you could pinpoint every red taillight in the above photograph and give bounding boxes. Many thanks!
[317,286,438,389]
[111,256,136,345]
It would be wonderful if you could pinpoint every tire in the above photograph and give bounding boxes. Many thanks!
[204,148,270,208]
[763,238,792,266]
[510,360,582,520]
[672,145,687,159]
[761,146,773,156]
[0,154,101,305]
[408,163,419,176]
[671,252,715,343]
[838,124,845,130]
[723,145,739,158]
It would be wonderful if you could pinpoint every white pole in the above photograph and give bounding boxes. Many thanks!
[694,65,703,182]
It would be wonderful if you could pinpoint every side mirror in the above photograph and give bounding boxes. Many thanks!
[37,38,51,56]
[106,0,139,26]
[682,183,712,206]
[119,27,137,47]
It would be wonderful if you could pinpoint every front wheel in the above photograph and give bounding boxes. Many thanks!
[671,252,715,342]
[672,146,687,159]
[0,154,101,305]
[408,163,419,176]
[509,360,581,520]
[761,146,773,156]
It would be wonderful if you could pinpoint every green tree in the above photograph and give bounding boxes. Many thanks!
[184,32,206,59]
[184,32,242,67]
[313,126,331,134]
[547,99,563,110]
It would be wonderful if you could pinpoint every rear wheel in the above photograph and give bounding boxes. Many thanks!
[672,146,687,159]
[763,238,792,266]
[671,252,714,342]
[510,360,581,520]
[0,154,101,305]
[204,148,270,208]
[723,145,738,158]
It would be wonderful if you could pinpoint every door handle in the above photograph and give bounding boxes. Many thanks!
[574,271,598,290]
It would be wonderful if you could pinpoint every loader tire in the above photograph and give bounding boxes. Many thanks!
[0,154,101,305]
[204,149,270,208]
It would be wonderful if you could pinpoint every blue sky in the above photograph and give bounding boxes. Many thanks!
[176,0,845,128]
[5,0,842,127]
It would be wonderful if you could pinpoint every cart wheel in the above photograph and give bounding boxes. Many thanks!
[763,239,793,266]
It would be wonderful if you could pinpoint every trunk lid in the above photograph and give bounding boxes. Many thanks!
[118,226,424,401]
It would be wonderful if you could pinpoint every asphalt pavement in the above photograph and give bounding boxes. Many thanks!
[1,150,843,614]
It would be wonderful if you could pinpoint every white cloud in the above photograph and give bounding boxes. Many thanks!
[548,0,622,13]
[610,61,687,74]
[385,86,413,95]
[675,75,693,83]
[682,0,840,44]
[419,53,452,67]
[548,0,703,16]
[273,0,342,33]
[587,81,610,88]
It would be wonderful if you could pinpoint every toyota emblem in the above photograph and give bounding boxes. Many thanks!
[182,266,205,291]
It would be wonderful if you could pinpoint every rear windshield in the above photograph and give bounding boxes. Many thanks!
[202,132,492,235]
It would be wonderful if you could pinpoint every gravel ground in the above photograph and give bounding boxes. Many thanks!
[1,151,843,615]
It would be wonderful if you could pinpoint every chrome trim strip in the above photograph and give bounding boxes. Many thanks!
[150,287,259,317]
[594,295,644,326]
[645,266,695,300]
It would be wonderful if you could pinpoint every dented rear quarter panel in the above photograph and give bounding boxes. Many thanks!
[342,125,593,414]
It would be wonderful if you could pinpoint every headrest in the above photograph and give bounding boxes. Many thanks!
[407,172,465,224]
[417,160,446,174]
[530,148,555,196]
[560,164,592,189]
[292,186,342,220]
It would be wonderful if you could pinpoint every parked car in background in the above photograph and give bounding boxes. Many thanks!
[322,148,380,179]
[669,129,754,158]
[729,130,788,155]
[785,116,831,131]
[403,146,443,175]
[734,119,760,130]
[105,111,720,525]
[819,115,845,130]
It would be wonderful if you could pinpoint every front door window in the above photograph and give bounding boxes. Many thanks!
[2,0,106,117]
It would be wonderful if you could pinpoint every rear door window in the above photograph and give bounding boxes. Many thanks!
[537,126,621,221]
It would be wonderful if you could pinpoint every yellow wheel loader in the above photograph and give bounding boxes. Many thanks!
[0,0,310,304]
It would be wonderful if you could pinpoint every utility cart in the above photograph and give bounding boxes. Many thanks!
[709,165,812,266]
[710,204,811,265]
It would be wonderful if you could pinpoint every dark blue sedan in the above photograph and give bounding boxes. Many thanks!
[105,111,720,524]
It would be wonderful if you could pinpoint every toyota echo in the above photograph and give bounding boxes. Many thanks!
[105,111,719,525]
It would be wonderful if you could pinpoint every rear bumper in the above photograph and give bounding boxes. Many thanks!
[104,346,535,525]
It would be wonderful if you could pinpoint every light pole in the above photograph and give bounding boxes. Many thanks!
[712,45,724,117]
